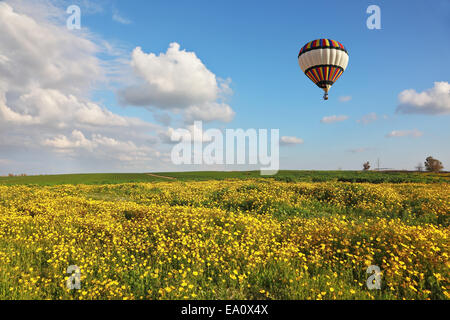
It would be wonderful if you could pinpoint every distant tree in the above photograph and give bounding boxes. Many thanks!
[363,161,370,171]
[424,156,443,173]
[415,163,424,172]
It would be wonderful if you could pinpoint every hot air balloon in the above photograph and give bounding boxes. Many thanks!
[298,39,349,100]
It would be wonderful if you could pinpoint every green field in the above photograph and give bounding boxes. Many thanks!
[0,170,449,300]
[0,174,449,300]
[1,170,449,186]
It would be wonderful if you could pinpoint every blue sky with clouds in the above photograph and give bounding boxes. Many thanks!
[0,0,449,174]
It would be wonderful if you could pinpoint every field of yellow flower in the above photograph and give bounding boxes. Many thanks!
[0,179,448,300]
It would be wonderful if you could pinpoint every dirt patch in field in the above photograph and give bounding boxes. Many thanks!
[146,173,177,180]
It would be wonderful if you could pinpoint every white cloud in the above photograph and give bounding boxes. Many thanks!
[396,81,450,115]
[357,112,378,124]
[0,2,104,96]
[320,115,349,124]
[5,0,66,22]
[0,87,151,128]
[184,102,235,123]
[118,43,234,122]
[44,130,94,151]
[338,96,352,102]
[0,1,171,173]
[43,129,158,162]
[160,122,213,144]
[385,129,423,138]
[112,9,131,24]
[280,136,304,145]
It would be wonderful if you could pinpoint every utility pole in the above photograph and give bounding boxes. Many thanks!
[377,158,380,171]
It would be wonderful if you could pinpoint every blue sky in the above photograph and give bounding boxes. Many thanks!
[0,0,449,173]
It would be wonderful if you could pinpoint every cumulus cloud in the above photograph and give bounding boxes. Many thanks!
[159,122,214,144]
[280,136,304,145]
[385,129,423,138]
[118,43,234,122]
[0,2,103,96]
[320,115,349,124]
[184,102,235,123]
[338,96,352,102]
[396,82,450,115]
[0,87,151,128]
[44,130,95,151]
[43,129,157,162]
[357,112,378,124]
[0,1,145,130]
[0,1,171,173]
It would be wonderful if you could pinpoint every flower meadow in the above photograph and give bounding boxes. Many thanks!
[0,179,448,300]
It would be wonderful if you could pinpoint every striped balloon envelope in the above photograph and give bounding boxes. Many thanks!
[298,39,349,100]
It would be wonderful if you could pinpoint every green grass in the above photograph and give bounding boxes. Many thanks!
[0,173,164,186]
[1,170,448,186]
[0,177,448,300]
